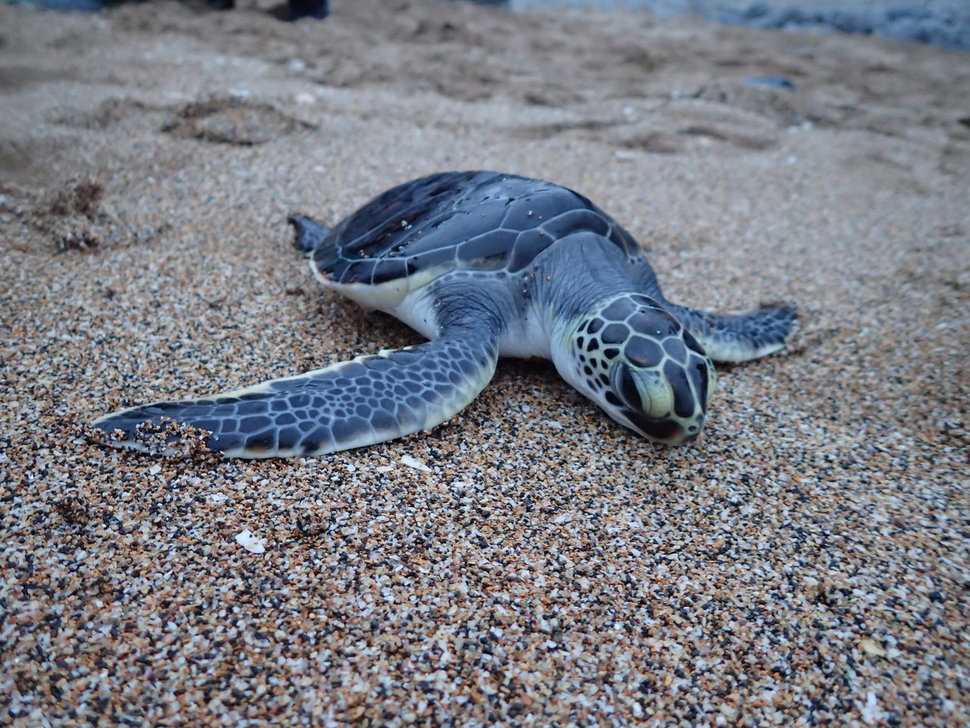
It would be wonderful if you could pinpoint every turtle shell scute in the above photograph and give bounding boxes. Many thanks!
[313,171,643,285]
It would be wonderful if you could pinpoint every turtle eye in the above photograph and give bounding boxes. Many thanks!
[610,362,643,411]
[610,360,673,420]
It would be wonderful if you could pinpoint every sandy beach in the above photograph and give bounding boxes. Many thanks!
[1,0,968,724]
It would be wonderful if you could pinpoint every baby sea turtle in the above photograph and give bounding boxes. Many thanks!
[93,171,796,459]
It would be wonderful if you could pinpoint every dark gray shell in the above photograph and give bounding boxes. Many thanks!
[312,171,643,285]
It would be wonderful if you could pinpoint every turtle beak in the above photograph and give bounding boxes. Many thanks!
[625,411,701,445]
[611,361,707,445]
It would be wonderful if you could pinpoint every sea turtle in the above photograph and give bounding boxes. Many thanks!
[93,170,796,459]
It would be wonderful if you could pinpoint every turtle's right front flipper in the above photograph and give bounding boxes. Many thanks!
[93,332,499,459]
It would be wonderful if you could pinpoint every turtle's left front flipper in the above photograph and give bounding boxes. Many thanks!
[631,256,796,363]
[93,330,499,459]
[665,303,797,363]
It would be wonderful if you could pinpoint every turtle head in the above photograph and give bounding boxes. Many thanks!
[557,293,716,445]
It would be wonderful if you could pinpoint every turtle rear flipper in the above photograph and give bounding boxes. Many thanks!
[289,213,332,254]
[666,303,797,363]
[93,331,499,459]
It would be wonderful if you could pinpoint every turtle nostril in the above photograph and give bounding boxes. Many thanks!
[683,416,704,441]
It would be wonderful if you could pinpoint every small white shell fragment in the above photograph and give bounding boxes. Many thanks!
[207,492,227,505]
[375,464,395,473]
[861,638,887,657]
[148,464,162,475]
[235,529,265,554]
[860,692,883,725]
[400,455,431,473]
